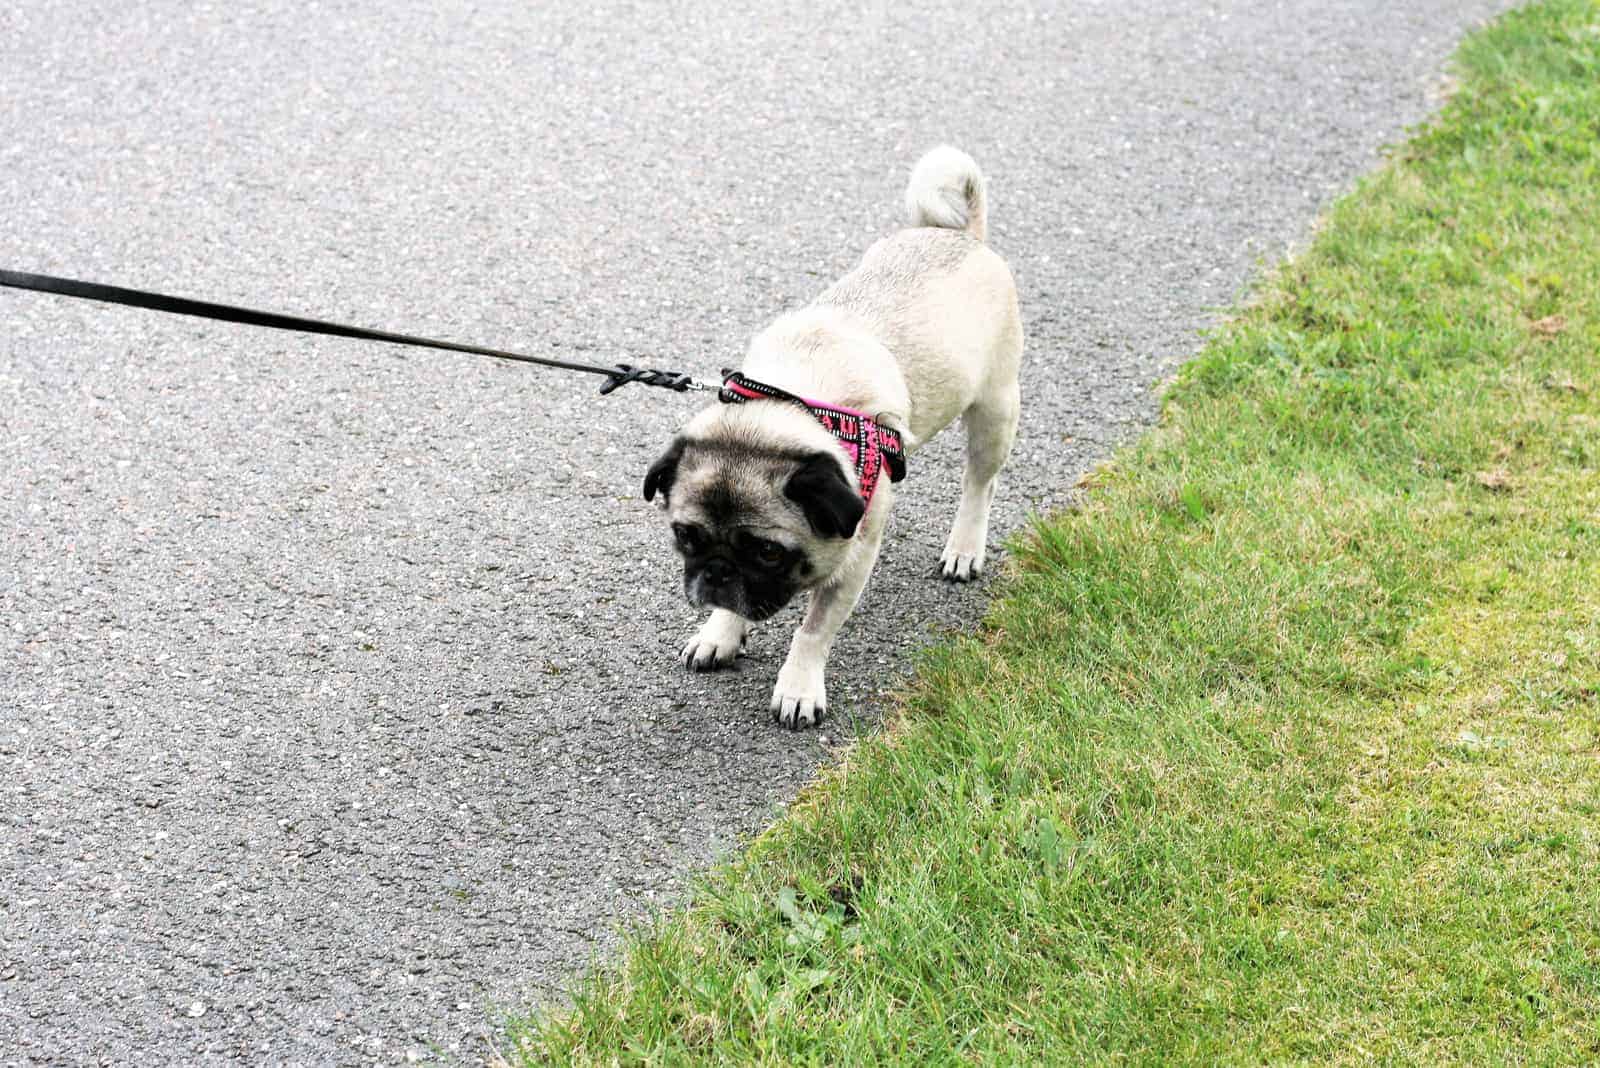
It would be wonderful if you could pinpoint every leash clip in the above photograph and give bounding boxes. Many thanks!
[599,364,715,395]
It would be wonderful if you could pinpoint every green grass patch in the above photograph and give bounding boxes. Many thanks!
[507,1,1600,1061]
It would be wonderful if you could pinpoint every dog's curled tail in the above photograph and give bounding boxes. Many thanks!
[904,145,988,243]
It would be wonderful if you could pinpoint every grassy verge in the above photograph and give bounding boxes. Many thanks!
[509,2,1600,1061]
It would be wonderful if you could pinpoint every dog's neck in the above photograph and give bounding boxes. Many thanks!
[717,372,907,494]
[740,307,915,434]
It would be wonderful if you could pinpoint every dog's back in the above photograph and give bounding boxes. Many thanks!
[814,148,1021,442]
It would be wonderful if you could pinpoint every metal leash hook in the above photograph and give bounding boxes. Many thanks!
[599,364,715,395]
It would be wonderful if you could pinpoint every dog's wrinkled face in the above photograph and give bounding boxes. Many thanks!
[644,436,863,621]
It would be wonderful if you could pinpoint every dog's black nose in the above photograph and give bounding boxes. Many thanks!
[702,558,737,586]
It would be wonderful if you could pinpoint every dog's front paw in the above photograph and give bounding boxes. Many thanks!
[939,524,989,581]
[938,544,986,582]
[770,661,826,730]
[681,612,749,672]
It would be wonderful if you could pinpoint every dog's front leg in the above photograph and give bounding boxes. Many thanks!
[771,509,888,729]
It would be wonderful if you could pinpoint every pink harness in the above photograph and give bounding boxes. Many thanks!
[718,372,908,510]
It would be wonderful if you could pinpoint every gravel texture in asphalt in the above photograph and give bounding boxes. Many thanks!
[2,1,1511,1062]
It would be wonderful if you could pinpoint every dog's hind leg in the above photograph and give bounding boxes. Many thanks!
[940,378,1019,581]
[682,609,750,671]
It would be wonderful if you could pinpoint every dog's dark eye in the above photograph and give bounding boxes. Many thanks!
[672,523,705,552]
[754,539,786,567]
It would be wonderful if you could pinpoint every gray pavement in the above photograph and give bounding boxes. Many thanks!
[2,1,1513,1063]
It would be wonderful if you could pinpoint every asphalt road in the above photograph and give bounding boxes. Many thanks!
[2,1,1513,1063]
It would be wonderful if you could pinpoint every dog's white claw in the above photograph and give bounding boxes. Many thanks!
[771,693,823,730]
[770,662,826,730]
[939,551,983,582]
[681,614,748,672]
[682,638,736,671]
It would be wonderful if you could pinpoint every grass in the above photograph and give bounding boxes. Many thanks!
[506,1,1600,1061]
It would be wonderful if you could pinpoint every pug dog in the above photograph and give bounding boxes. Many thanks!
[644,146,1022,728]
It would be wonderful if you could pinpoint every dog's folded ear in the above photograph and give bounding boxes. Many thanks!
[784,452,865,539]
[643,438,686,504]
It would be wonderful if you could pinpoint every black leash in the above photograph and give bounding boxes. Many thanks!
[0,269,714,395]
